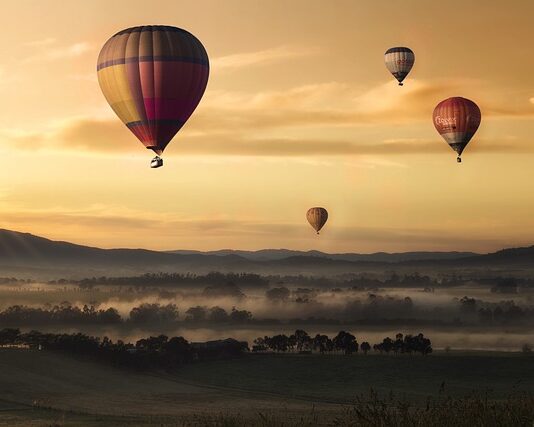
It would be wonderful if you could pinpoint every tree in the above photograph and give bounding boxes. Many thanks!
[291,329,311,352]
[266,334,290,352]
[360,342,371,355]
[382,337,394,353]
[333,331,358,355]
[252,337,268,352]
[229,307,252,323]
[0,328,20,345]
[394,333,404,354]
[185,306,207,322]
[313,334,332,354]
[208,306,229,322]
[99,307,121,324]
[129,303,179,323]
[202,281,244,299]
[492,277,518,294]
[265,287,290,301]
[459,296,477,314]
[403,333,432,355]
[166,336,192,363]
[136,334,168,351]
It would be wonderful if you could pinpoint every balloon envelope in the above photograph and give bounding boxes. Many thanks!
[433,97,481,160]
[384,47,414,86]
[307,207,328,234]
[97,25,209,155]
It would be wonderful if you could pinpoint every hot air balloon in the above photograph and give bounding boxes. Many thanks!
[307,207,328,234]
[384,47,414,86]
[433,97,481,163]
[97,26,209,168]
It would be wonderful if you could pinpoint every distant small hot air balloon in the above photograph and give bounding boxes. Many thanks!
[384,47,414,86]
[433,97,481,163]
[307,207,328,235]
[97,25,209,168]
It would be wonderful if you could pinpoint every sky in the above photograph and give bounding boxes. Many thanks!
[0,0,534,253]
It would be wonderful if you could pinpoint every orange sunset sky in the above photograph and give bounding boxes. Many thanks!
[0,0,534,253]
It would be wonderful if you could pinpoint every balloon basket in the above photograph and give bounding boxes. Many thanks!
[150,156,163,168]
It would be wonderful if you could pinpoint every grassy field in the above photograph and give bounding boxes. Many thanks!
[173,351,534,403]
[0,349,532,426]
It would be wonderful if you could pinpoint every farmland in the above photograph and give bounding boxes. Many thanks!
[0,348,532,426]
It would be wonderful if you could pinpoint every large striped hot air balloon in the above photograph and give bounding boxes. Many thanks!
[384,47,414,86]
[306,207,328,235]
[97,25,209,168]
[433,97,481,163]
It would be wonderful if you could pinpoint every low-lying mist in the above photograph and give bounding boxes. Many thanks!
[0,272,532,351]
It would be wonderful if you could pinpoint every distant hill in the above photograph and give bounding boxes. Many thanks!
[449,245,534,266]
[167,248,478,263]
[0,229,254,278]
[0,228,532,279]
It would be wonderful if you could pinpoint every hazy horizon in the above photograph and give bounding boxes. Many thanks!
[0,227,493,254]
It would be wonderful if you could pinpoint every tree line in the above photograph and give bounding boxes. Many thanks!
[0,327,432,371]
[459,296,534,325]
[0,303,253,326]
[50,272,269,288]
[4,272,534,292]
[252,330,432,355]
[0,328,248,371]
[1,296,532,328]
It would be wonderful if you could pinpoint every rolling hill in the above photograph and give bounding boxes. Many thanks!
[168,248,478,262]
[0,228,532,279]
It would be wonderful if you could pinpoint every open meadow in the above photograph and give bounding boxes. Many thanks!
[0,348,532,426]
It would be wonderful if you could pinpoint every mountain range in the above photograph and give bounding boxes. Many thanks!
[167,248,477,262]
[0,228,532,279]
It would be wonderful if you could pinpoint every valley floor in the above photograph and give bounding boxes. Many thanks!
[0,349,532,426]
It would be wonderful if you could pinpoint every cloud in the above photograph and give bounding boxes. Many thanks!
[23,42,92,63]
[1,117,524,159]
[211,46,318,69]
[200,78,534,129]
[193,79,513,133]
[69,73,98,83]
[23,37,57,47]
[2,78,533,157]
[1,119,134,153]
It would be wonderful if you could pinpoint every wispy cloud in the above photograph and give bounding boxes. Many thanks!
[0,117,524,158]
[23,41,92,63]
[211,46,318,69]
[68,73,98,83]
[195,79,470,131]
[23,37,57,47]
[2,78,533,157]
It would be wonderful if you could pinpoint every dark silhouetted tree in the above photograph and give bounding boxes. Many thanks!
[185,306,207,322]
[265,287,290,301]
[333,331,358,355]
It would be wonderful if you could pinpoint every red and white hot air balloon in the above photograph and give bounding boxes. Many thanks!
[433,97,481,163]
[384,47,415,86]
